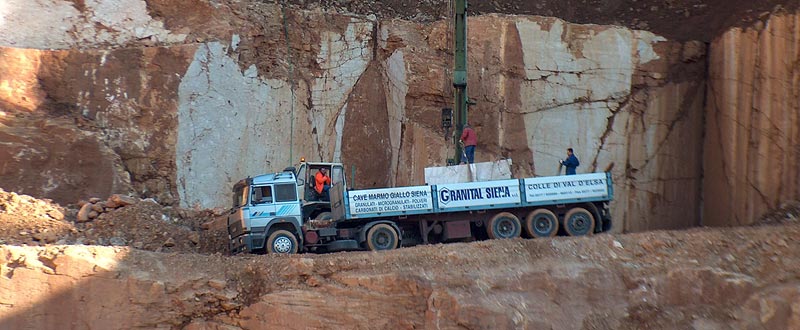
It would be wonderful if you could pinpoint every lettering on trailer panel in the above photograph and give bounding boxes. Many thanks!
[349,186,433,215]
[437,180,521,209]
[523,172,609,202]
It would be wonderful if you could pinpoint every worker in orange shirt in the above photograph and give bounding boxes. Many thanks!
[315,168,332,200]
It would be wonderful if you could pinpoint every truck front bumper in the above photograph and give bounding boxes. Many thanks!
[230,234,263,254]
[230,225,271,254]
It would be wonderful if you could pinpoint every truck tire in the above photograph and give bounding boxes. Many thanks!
[563,207,595,236]
[487,212,521,239]
[315,212,333,220]
[266,230,299,254]
[525,209,559,238]
[366,224,399,251]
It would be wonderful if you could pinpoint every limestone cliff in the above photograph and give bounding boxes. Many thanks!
[704,11,800,226]
[0,0,708,231]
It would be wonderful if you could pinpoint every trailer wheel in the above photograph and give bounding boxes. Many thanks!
[487,212,521,239]
[366,224,399,251]
[563,207,595,236]
[266,230,299,254]
[525,209,559,238]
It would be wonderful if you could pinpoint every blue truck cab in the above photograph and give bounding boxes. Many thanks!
[228,170,304,254]
[228,161,346,254]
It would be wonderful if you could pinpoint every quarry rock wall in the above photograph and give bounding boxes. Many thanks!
[9,1,798,232]
[703,11,800,226]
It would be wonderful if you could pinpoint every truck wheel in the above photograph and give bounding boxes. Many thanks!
[563,207,595,236]
[366,224,399,251]
[266,230,299,254]
[315,212,332,220]
[525,209,559,238]
[486,212,521,239]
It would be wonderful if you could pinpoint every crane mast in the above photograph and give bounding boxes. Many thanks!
[450,0,469,165]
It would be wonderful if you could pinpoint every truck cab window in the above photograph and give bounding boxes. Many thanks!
[296,164,307,186]
[332,165,344,186]
[233,186,248,208]
[275,184,298,202]
[252,185,273,204]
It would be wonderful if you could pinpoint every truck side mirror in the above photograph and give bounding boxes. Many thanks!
[441,108,452,129]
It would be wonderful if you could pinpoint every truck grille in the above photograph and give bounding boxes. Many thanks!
[228,220,244,238]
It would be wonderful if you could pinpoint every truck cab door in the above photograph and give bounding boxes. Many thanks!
[331,164,345,188]
[273,183,302,222]
[249,185,276,230]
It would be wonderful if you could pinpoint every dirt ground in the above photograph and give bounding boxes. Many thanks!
[756,200,800,226]
[0,188,228,255]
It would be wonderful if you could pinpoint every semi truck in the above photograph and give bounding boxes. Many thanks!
[227,160,613,254]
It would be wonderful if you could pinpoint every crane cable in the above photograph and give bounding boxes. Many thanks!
[281,1,296,167]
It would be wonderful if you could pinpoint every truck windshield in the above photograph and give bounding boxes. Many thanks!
[232,185,248,208]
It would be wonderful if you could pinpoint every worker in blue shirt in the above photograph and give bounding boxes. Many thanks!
[560,148,580,175]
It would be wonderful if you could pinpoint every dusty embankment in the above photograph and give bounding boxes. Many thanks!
[0,188,226,255]
[1,223,799,329]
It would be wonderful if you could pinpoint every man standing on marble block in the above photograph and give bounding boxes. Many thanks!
[460,123,477,164]
[560,148,580,175]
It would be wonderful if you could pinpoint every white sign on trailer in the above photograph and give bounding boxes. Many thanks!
[436,179,521,210]
[523,173,609,203]
[349,186,433,215]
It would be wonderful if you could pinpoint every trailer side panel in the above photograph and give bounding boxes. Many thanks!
[435,179,522,212]
[522,172,611,206]
[343,185,435,220]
